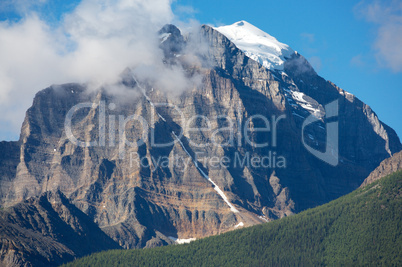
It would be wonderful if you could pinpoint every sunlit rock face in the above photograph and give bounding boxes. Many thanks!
[0,22,400,257]
[360,151,402,187]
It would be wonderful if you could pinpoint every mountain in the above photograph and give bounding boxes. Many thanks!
[214,21,294,71]
[63,169,402,266]
[0,191,120,267]
[0,20,401,264]
[361,150,402,187]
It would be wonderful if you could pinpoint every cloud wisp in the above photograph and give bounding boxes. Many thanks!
[355,0,402,72]
[0,0,203,140]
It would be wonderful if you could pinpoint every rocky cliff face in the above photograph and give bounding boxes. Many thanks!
[0,141,20,203]
[0,191,120,267]
[360,151,402,187]
[0,23,401,265]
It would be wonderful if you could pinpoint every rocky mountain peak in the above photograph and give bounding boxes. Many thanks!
[158,23,185,59]
[214,20,294,70]
[0,21,400,266]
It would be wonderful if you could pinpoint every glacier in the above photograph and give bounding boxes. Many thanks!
[215,20,294,70]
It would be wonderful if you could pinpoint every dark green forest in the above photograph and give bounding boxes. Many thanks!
[64,170,402,266]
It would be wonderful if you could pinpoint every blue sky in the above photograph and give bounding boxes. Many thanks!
[173,0,402,139]
[0,0,401,141]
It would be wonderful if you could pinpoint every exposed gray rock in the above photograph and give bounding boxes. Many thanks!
[0,23,401,266]
[0,191,120,266]
[360,151,402,187]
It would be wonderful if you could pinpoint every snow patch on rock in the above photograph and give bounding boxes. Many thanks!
[215,21,294,70]
[168,236,196,244]
[234,222,244,228]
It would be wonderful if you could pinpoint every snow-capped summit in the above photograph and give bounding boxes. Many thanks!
[215,20,294,70]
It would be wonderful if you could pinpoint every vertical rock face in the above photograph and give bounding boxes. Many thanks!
[0,22,401,261]
[0,141,20,202]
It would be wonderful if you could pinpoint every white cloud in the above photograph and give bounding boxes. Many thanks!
[374,23,402,72]
[355,0,402,72]
[174,5,197,16]
[300,32,315,43]
[350,54,365,67]
[0,0,200,140]
[308,56,322,72]
[0,0,48,16]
